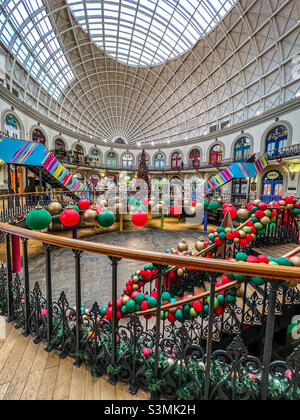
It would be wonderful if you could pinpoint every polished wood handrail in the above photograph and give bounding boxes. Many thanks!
[0,190,67,199]
[1,222,300,281]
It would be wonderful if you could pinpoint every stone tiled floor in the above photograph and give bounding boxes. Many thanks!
[24,228,205,308]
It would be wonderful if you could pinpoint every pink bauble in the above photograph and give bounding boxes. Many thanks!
[170,204,182,216]
[89,203,102,214]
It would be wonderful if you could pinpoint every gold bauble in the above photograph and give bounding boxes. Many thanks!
[285,280,298,288]
[239,230,246,238]
[260,216,271,225]
[251,234,257,241]
[195,237,205,252]
[169,306,177,314]
[177,239,189,253]
[47,201,62,215]
[234,238,240,244]
[122,295,130,304]
[289,256,300,267]
[100,200,108,207]
[132,276,139,284]
[237,208,250,221]
[83,209,97,223]
[278,200,286,207]
[132,284,139,291]
[177,268,184,277]
[214,232,219,237]
[287,204,295,210]
[253,199,261,206]
[136,270,140,275]
[217,198,223,204]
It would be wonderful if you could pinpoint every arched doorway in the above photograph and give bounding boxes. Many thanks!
[4,114,21,139]
[261,170,283,202]
[209,144,223,165]
[32,128,46,145]
[265,126,288,157]
[234,137,251,162]
[189,149,201,168]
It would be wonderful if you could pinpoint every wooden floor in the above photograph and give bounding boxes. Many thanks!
[252,243,299,259]
[0,319,150,400]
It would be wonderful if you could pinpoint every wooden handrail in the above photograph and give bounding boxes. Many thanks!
[1,222,300,281]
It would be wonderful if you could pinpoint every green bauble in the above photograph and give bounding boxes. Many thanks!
[184,304,190,315]
[135,293,145,305]
[293,208,300,215]
[175,310,183,322]
[254,222,263,231]
[126,300,136,313]
[207,297,219,309]
[97,210,115,228]
[224,227,232,233]
[209,201,220,212]
[226,273,235,280]
[264,210,272,218]
[190,308,198,318]
[26,208,52,231]
[162,292,171,301]
[233,274,248,282]
[217,294,225,305]
[226,295,236,304]
[148,297,157,308]
[121,305,127,315]
[250,276,266,286]
[252,217,260,223]
[72,205,80,214]
[100,307,107,317]
[204,201,209,209]
[219,232,226,241]
[236,252,248,262]
[160,311,168,320]
[277,257,293,267]
[243,226,252,234]
[203,305,209,315]
[217,226,225,233]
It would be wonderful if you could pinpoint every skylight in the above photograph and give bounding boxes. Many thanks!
[0,0,75,100]
[67,0,237,67]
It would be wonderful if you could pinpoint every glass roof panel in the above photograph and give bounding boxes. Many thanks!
[0,0,75,100]
[67,0,237,67]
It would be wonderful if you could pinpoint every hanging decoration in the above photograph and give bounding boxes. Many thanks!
[26,207,52,231]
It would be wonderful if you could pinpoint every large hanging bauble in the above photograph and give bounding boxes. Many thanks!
[237,208,250,221]
[170,204,182,216]
[195,237,206,252]
[289,256,300,267]
[177,239,189,253]
[72,205,80,214]
[78,199,90,210]
[89,203,102,215]
[208,201,220,212]
[97,210,115,228]
[26,207,52,231]
[60,207,80,227]
[83,209,98,223]
[132,210,148,227]
[47,201,62,215]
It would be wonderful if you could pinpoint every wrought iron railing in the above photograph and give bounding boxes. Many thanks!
[0,222,300,400]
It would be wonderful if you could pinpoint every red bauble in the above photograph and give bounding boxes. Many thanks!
[246,234,253,242]
[168,312,176,323]
[255,210,265,219]
[258,202,268,211]
[247,256,258,264]
[141,301,149,311]
[193,300,203,313]
[60,208,80,227]
[146,269,152,278]
[106,307,113,320]
[285,196,295,204]
[170,204,182,216]
[257,255,269,264]
[214,237,224,245]
[225,233,233,240]
[143,348,151,358]
[223,207,237,219]
[232,230,240,238]
[132,211,148,227]
[215,306,223,316]
[240,239,248,247]
[192,200,197,207]
[78,199,90,210]
[295,202,300,209]
[117,311,122,320]
[223,203,232,209]
[151,291,158,299]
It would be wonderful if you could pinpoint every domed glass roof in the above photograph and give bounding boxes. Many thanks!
[67,0,237,67]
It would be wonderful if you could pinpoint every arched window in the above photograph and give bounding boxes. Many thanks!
[32,128,46,145]
[114,137,126,144]
[154,153,165,169]
[122,153,133,169]
[90,148,101,164]
[54,138,66,151]
[265,126,288,157]
[4,114,21,139]
[261,170,284,202]
[209,144,223,165]
[171,151,182,169]
[189,149,201,168]
[107,151,117,166]
[73,144,84,161]
[234,137,251,162]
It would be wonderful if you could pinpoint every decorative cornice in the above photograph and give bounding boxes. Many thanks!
[0,84,299,152]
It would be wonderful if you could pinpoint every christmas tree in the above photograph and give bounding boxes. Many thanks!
[137,149,150,195]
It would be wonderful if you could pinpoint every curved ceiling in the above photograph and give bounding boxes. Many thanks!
[66,0,237,67]
[0,0,299,146]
